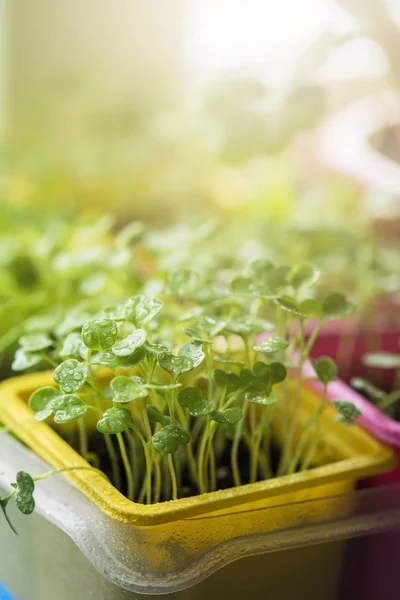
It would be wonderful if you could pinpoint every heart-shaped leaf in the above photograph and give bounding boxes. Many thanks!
[289,265,320,289]
[211,407,243,424]
[81,319,118,350]
[29,386,62,421]
[312,356,337,385]
[213,369,241,393]
[147,405,171,427]
[49,394,88,424]
[19,333,53,352]
[152,424,190,453]
[322,293,356,320]
[252,361,271,383]
[14,472,35,515]
[253,336,289,354]
[110,376,149,404]
[270,361,287,384]
[178,387,216,416]
[178,341,205,369]
[246,393,279,406]
[125,295,164,326]
[97,407,132,434]
[12,348,45,371]
[60,333,87,360]
[98,347,145,369]
[158,351,194,377]
[53,359,87,394]
[112,328,147,357]
[240,369,265,394]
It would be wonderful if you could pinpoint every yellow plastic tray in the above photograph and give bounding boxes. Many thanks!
[0,371,395,537]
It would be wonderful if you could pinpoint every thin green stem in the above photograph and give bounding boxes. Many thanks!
[130,422,152,504]
[231,401,248,487]
[77,418,88,457]
[104,434,122,490]
[168,453,178,500]
[116,432,134,501]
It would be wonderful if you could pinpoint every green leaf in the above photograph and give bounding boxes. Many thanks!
[144,342,169,357]
[351,377,385,400]
[29,386,61,421]
[214,356,245,367]
[60,333,87,360]
[246,393,279,406]
[97,407,132,434]
[19,333,52,352]
[213,369,241,392]
[224,317,269,337]
[12,348,45,371]
[361,352,400,369]
[81,319,118,351]
[112,328,147,357]
[312,356,338,385]
[275,296,305,317]
[332,399,362,422]
[252,361,271,383]
[53,360,87,394]
[248,259,275,281]
[146,405,170,427]
[178,387,216,416]
[98,347,145,369]
[230,276,252,295]
[14,472,35,515]
[110,376,149,404]
[196,316,227,337]
[49,394,88,424]
[125,295,164,326]
[183,328,211,343]
[158,351,194,377]
[270,362,287,384]
[289,265,320,289]
[240,369,265,394]
[298,298,322,318]
[322,293,356,320]
[152,424,190,453]
[253,336,289,354]
[178,341,205,369]
[211,407,243,424]
[169,269,199,298]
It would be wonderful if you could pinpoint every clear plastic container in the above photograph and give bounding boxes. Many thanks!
[1,433,400,599]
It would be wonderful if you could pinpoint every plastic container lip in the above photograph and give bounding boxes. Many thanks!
[303,361,400,450]
[0,371,395,527]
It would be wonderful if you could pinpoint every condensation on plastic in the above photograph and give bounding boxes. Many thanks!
[0,372,396,595]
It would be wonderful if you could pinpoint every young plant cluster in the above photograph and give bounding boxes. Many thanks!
[2,260,361,520]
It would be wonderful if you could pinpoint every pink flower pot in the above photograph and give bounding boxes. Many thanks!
[308,319,400,389]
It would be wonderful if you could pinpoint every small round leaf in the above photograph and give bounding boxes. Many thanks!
[312,356,338,385]
[49,394,88,424]
[253,336,289,354]
[125,295,164,326]
[152,424,191,453]
[53,360,87,394]
[178,387,216,416]
[97,407,132,434]
[29,387,61,421]
[158,351,194,377]
[211,407,243,424]
[289,265,320,289]
[322,293,356,320]
[81,319,118,351]
[14,472,35,515]
[270,362,287,384]
[12,349,45,372]
[110,376,149,404]
[178,341,205,369]
[246,393,279,406]
[112,329,147,357]
[98,347,145,369]
[147,405,170,427]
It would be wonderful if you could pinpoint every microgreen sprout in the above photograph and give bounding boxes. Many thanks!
[2,257,360,529]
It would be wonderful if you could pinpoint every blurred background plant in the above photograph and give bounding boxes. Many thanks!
[1,0,400,382]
